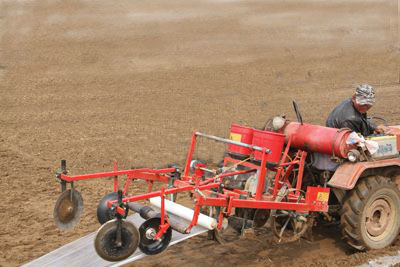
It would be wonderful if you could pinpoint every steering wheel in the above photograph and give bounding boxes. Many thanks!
[370,116,388,127]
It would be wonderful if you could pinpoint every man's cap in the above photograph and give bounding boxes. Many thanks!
[355,84,375,105]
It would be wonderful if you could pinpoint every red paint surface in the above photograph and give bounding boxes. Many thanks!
[228,124,254,157]
[252,129,285,163]
[283,122,353,158]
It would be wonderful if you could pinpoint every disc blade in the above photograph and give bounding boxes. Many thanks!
[53,189,84,231]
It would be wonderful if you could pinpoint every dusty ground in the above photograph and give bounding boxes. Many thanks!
[0,0,400,266]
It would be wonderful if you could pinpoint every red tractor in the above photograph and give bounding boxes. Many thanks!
[53,103,400,261]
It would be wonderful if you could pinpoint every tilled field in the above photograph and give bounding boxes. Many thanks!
[0,0,400,266]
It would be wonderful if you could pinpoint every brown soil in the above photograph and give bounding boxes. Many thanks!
[0,0,399,266]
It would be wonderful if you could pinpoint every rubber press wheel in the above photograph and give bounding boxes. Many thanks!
[97,192,118,225]
[139,217,172,255]
[94,219,140,262]
[341,176,400,250]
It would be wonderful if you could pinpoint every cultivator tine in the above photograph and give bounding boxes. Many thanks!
[278,217,291,242]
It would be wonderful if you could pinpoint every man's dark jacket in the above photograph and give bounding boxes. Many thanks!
[326,98,376,136]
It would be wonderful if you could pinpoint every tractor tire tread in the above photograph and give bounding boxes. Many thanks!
[342,212,357,229]
[343,226,359,242]
[355,186,364,201]
[364,177,374,190]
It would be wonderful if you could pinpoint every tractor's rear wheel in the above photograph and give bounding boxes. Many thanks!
[341,176,400,250]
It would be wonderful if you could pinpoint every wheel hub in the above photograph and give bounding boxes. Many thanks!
[366,199,391,237]
[59,199,75,222]
[145,228,157,239]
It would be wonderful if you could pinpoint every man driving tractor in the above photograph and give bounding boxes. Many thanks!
[326,84,389,136]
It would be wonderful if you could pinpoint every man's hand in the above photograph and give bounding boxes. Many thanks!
[375,125,392,135]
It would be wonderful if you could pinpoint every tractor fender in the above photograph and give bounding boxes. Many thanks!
[328,158,400,190]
